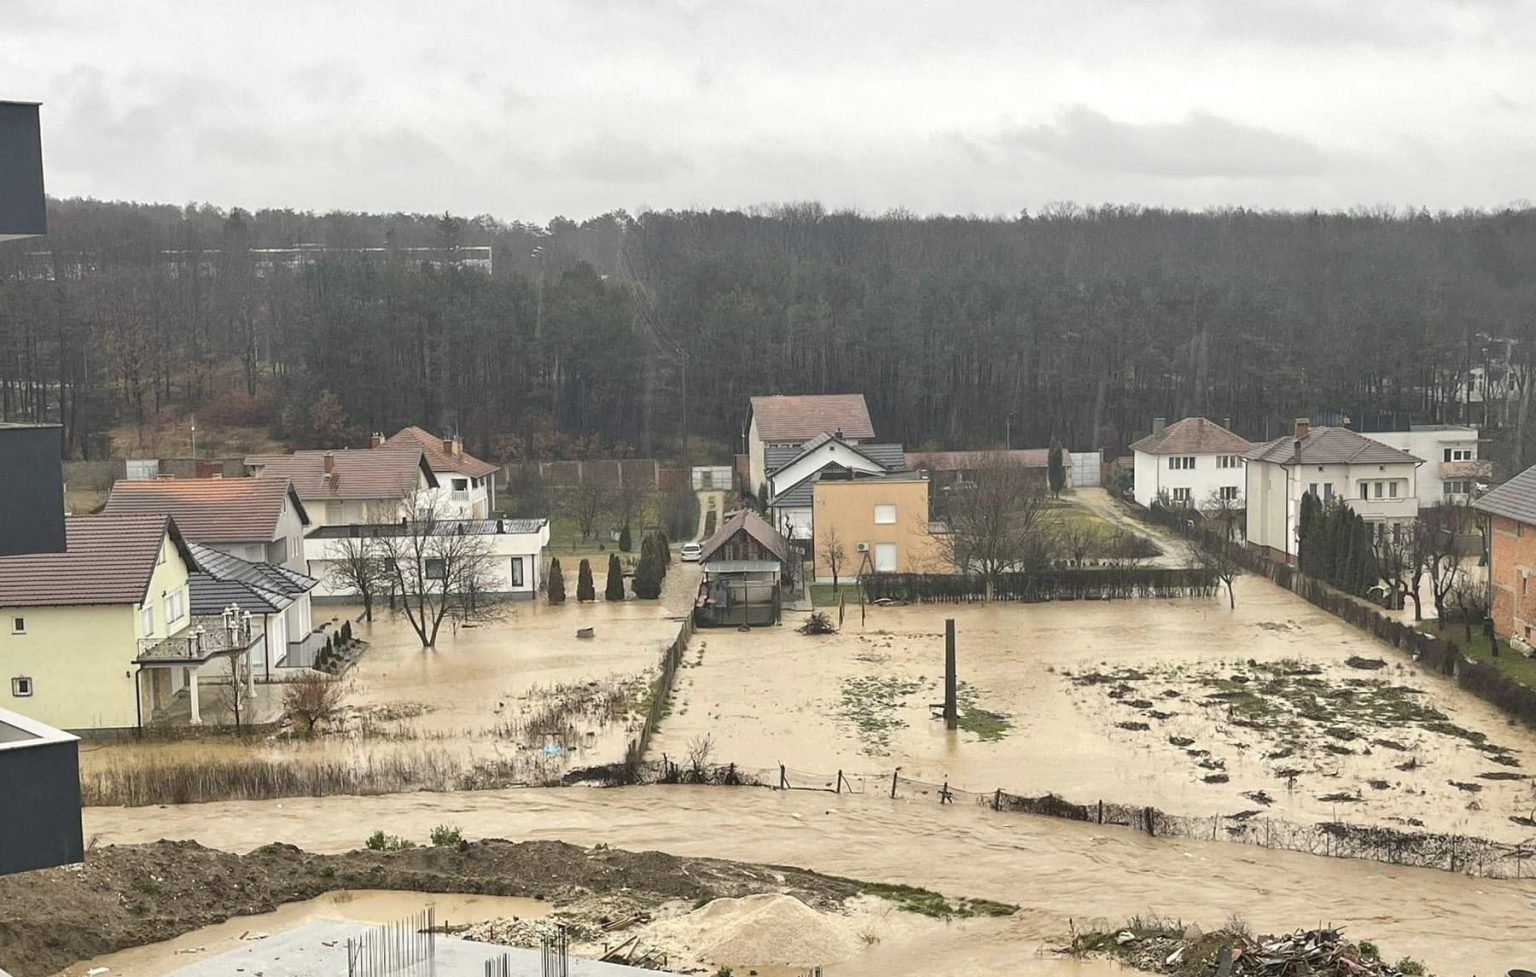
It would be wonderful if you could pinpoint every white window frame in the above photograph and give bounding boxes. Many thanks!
[10,616,24,635]
[873,542,898,573]
[1389,481,1399,499]
[1219,485,1239,501]
[873,504,897,525]
[140,606,155,637]
[509,557,525,588]
[10,676,33,697]
[1171,487,1192,504]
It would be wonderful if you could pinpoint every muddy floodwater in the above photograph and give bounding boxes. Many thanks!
[78,565,700,798]
[53,891,550,977]
[83,785,1533,975]
[654,572,1536,843]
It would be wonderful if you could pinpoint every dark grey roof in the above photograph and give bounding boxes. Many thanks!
[766,432,905,476]
[770,466,925,509]
[1474,466,1536,524]
[1246,427,1422,466]
[187,573,288,616]
[186,542,316,598]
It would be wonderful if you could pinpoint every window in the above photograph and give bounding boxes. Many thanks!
[874,542,898,572]
[1373,482,1384,499]
[163,590,185,626]
[1219,486,1239,501]
[426,558,447,580]
[509,557,525,588]
[1217,455,1242,469]
[1309,483,1318,496]
[140,606,154,637]
[10,677,32,697]
[1444,480,1471,496]
[1323,483,1335,500]
[1360,482,1369,500]
[1171,487,1192,504]
[874,504,897,525]
[1168,456,1195,470]
[1388,481,1398,499]
[1444,448,1473,462]
[9,617,24,635]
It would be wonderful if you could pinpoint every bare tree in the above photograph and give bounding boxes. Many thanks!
[820,524,847,593]
[1450,575,1492,646]
[929,456,1053,599]
[564,481,613,540]
[325,534,388,621]
[213,651,255,734]
[1199,489,1244,542]
[1373,525,1415,612]
[1416,504,1465,620]
[374,491,502,648]
[1189,538,1241,609]
[283,672,348,733]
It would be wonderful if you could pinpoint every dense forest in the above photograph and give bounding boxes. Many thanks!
[1,200,1534,466]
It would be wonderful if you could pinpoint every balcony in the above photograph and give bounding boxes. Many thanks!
[1443,459,1493,480]
[137,617,264,664]
[1345,496,1418,521]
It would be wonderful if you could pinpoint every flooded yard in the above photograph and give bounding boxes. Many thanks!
[651,572,1536,844]
[78,564,701,803]
[81,784,1535,975]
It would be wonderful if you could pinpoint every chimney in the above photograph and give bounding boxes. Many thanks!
[452,435,463,457]
[323,452,335,475]
[1223,416,1232,431]
[1152,417,1166,435]
[833,428,844,441]
[370,432,384,449]
[1294,417,1310,440]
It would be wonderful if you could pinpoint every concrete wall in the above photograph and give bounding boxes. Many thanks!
[812,478,942,582]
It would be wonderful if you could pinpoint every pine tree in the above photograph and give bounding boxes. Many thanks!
[1047,440,1066,497]
[577,558,596,602]
[618,523,632,553]
[547,557,566,604]
[605,553,625,600]
[632,549,663,599]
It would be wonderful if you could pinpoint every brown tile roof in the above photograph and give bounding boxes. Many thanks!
[750,394,875,441]
[245,444,438,501]
[0,514,195,607]
[1246,427,1423,466]
[101,476,308,543]
[387,427,499,479]
[905,449,1050,470]
[1130,417,1252,456]
[699,509,794,566]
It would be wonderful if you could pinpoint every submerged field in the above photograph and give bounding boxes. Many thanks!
[78,563,700,805]
[650,573,1536,844]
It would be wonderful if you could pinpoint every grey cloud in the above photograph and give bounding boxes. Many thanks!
[998,107,1329,180]
[559,137,691,184]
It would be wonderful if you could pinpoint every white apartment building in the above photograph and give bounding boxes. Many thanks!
[1245,419,1423,561]
[1130,417,1252,509]
[1360,425,1489,504]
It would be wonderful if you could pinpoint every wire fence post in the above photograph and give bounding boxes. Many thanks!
[779,764,788,790]
[993,788,1001,811]
[890,770,898,799]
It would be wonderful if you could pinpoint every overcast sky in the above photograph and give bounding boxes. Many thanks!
[3,0,1533,222]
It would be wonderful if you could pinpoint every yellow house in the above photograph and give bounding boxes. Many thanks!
[0,514,210,733]
[812,471,944,582]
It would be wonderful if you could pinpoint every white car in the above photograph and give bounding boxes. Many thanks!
[680,541,703,562]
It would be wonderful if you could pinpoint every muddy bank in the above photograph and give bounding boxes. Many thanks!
[81,785,1535,975]
[0,837,860,977]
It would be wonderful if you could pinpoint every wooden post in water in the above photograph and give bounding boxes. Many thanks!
[944,618,957,730]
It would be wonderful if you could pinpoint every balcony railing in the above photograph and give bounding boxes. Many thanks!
[136,617,264,664]
[1442,459,1493,480]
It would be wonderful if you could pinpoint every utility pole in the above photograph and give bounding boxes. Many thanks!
[944,618,957,730]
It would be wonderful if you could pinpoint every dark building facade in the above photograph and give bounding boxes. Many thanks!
[0,709,83,875]
[0,100,46,241]
[0,424,65,556]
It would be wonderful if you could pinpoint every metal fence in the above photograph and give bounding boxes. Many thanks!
[346,909,436,977]
[481,927,568,977]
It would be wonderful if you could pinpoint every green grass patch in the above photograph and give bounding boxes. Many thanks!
[957,707,1011,741]
[1423,620,1536,688]
[809,583,867,608]
[838,675,926,754]
[858,881,1017,919]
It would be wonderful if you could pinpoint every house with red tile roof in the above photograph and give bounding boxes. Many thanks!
[746,394,875,494]
[101,476,311,573]
[1130,416,1253,509]
[245,443,438,527]
[383,427,499,518]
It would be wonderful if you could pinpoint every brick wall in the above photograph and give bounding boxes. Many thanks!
[1488,513,1536,645]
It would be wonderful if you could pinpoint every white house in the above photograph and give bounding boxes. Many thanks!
[246,444,438,527]
[765,433,905,540]
[1359,425,1490,504]
[305,518,550,602]
[1245,419,1423,561]
[382,428,499,518]
[746,394,874,496]
[1130,417,1253,509]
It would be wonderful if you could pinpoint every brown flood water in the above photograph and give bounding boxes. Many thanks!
[84,785,1536,975]
[78,565,702,790]
[656,572,1536,844]
[53,891,550,977]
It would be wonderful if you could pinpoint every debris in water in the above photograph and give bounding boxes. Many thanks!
[1448,780,1483,793]
[1241,790,1273,806]
[1083,925,1425,977]
[1116,721,1150,732]
[1344,656,1387,670]
[576,628,595,640]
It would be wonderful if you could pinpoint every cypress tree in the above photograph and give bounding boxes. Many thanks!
[618,523,632,553]
[547,557,566,604]
[577,558,596,602]
[605,553,625,600]
[1047,440,1066,497]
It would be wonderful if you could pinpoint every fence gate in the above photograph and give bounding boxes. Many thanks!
[346,908,436,977]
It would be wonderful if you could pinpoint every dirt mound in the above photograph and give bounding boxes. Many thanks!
[0,839,861,977]
[647,893,862,967]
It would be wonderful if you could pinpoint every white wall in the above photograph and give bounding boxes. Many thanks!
[305,525,549,601]
[1362,428,1479,503]
[1245,459,1420,558]
[420,474,492,520]
[769,504,813,541]
[769,441,886,501]
[747,417,765,495]
[1132,451,1246,509]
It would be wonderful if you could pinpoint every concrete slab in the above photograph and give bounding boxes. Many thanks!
[156,920,673,977]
